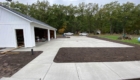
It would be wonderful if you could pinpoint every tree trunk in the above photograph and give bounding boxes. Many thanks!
[110,25,112,34]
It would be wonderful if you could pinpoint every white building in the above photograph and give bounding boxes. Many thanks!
[0,5,57,48]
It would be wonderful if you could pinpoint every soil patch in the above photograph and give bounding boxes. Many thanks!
[0,48,5,50]
[54,47,140,62]
[124,78,140,80]
[57,35,70,38]
[0,51,42,78]
[54,36,140,63]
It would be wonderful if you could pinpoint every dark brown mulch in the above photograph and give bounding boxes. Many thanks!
[0,51,42,78]
[54,47,140,63]
[0,48,5,50]
[54,36,140,63]
[57,35,70,38]
[124,78,140,80]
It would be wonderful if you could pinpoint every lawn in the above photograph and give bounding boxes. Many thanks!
[98,34,140,45]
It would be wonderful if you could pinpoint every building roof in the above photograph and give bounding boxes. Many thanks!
[0,5,56,30]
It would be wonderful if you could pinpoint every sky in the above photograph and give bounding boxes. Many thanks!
[1,0,140,6]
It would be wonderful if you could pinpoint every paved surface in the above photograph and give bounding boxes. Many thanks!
[2,36,140,80]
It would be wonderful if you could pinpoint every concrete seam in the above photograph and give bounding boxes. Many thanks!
[102,62,122,79]
[42,63,53,80]
[75,63,81,80]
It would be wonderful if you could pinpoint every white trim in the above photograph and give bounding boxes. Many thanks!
[0,6,32,22]
[54,30,56,39]
[30,26,35,47]
[48,29,50,41]
[14,29,18,48]
[0,23,29,25]
[32,22,57,30]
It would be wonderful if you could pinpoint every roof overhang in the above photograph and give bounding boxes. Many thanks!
[0,5,57,31]
[31,22,57,30]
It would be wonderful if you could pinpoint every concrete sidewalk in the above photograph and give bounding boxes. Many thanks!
[2,36,140,80]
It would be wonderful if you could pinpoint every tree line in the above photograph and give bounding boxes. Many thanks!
[0,0,140,34]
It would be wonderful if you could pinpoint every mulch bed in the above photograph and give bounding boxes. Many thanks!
[0,48,5,50]
[124,78,140,80]
[57,35,70,38]
[0,51,42,78]
[54,36,140,63]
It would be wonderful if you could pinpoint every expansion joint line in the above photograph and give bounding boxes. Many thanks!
[75,63,81,80]
[102,62,122,79]
[42,63,53,80]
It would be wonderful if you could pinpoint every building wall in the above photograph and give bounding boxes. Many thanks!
[0,7,33,47]
[0,6,57,47]
[0,7,31,24]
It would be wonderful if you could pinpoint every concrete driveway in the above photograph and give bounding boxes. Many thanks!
[2,36,140,80]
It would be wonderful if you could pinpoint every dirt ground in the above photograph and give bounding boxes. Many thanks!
[57,35,70,38]
[125,78,140,80]
[54,36,140,63]
[0,48,5,50]
[0,51,42,78]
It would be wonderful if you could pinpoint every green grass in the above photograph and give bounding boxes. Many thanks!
[98,34,140,45]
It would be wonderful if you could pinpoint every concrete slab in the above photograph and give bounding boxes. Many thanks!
[104,61,140,79]
[4,36,136,80]
[0,77,40,80]
[12,63,51,80]
[29,55,55,64]
[43,63,79,80]
[61,36,132,47]
[76,63,120,80]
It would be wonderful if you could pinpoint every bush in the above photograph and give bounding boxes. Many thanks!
[58,28,65,34]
